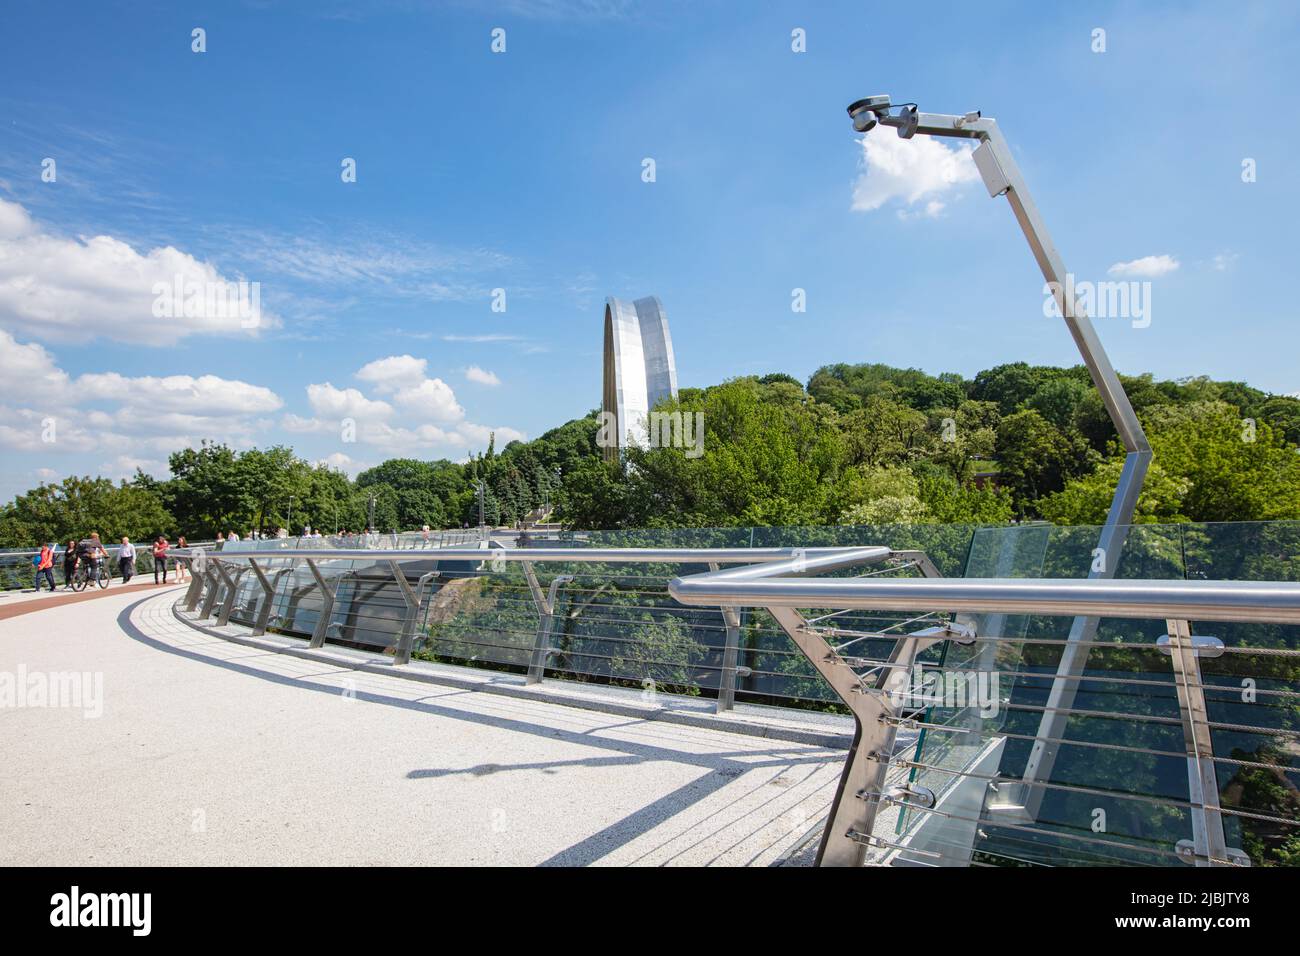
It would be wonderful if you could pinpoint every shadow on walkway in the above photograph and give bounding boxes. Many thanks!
[115,595,837,865]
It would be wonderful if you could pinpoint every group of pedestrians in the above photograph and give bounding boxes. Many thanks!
[30,533,187,592]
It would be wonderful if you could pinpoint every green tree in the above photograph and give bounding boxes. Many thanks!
[0,476,174,548]
[995,409,1096,515]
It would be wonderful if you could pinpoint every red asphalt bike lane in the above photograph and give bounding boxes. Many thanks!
[0,580,185,621]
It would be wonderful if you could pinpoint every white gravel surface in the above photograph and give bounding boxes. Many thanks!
[0,587,840,866]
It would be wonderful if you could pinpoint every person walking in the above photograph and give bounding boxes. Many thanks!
[175,536,189,582]
[152,535,170,584]
[118,536,136,583]
[62,539,78,589]
[34,542,56,592]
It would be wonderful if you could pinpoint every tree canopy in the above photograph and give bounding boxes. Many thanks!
[2,360,1296,546]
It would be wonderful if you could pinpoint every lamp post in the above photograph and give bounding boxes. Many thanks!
[548,466,561,521]
[287,495,295,531]
[847,95,1152,826]
[474,480,486,531]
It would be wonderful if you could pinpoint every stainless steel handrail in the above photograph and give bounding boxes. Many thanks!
[175,545,887,565]
[168,541,1300,869]
[670,570,1300,624]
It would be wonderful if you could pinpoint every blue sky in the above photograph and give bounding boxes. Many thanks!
[0,0,1296,503]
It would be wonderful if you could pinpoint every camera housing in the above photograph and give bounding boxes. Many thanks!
[847,95,891,132]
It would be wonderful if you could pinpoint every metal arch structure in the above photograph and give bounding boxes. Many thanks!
[601,295,679,462]
[848,97,1154,820]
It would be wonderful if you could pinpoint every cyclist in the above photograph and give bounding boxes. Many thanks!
[76,533,107,587]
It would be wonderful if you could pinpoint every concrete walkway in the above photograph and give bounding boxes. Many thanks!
[0,588,839,866]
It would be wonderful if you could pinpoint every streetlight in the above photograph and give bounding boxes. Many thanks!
[546,466,561,521]
[367,494,376,533]
[848,95,1151,821]
[287,495,295,531]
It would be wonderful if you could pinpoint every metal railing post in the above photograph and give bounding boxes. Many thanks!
[198,566,223,619]
[247,559,273,636]
[215,563,244,627]
[1162,619,1244,866]
[710,564,743,713]
[305,559,342,648]
[393,570,438,666]
[763,606,958,866]
[523,562,572,684]
[717,611,742,712]
[249,561,294,636]
[388,560,420,665]
[182,561,206,611]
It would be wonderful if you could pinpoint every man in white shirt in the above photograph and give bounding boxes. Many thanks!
[118,536,137,583]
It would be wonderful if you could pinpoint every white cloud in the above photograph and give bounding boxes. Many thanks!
[296,357,521,456]
[1211,252,1240,272]
[465,365,501,387]
[442,333,523,343]
[100,454,168,482]
[0,332,285,460]
[281,413,335,434]
[232,230,509,291]
[459,422,526,446]
[75,372,281,416]
[315,451,367,476]
[851,134,978,215]
[355,354,428,393]
[1108,254,1180,278]
[0,198,276,345]
[0,200,34,239]
[305,382,393,422]
[393,377,465,423]
[0,329,70,398]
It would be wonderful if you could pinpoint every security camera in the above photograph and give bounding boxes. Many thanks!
[847,95,891,132]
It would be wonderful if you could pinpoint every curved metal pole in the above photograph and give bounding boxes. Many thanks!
[865,103,1154,817]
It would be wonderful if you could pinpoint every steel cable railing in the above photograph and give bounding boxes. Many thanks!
[162,522,1300,870]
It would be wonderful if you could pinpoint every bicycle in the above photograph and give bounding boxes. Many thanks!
[70,561,111,592]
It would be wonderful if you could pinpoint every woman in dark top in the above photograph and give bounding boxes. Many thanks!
[62,539,77,589]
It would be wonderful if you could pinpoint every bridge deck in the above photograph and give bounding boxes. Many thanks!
[0,589,840,866]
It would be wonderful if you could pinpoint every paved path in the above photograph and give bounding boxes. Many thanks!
[0,588,839,865]
[0,580,181,620]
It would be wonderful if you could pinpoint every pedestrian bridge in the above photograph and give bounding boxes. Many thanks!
[0,585,843,866]
[4,522,1300,867]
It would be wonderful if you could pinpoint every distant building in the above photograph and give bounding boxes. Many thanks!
[601,296,678,462]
